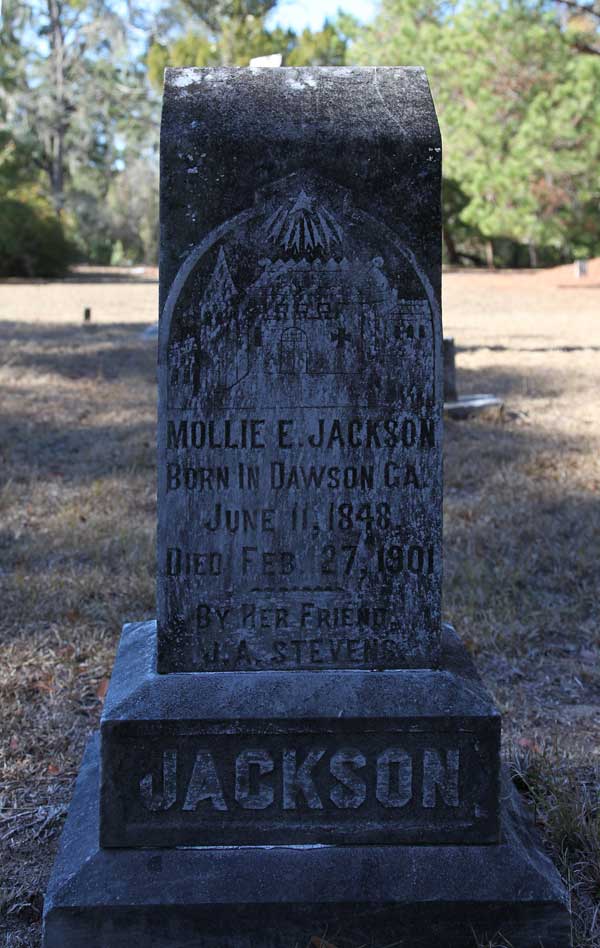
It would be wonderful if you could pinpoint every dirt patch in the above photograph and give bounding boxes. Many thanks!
[0,269,599,946]
[0,267,158,326]
[534,256,600,288]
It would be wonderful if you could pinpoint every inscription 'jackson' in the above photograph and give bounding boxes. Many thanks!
[139,745,460,814]
[166,416,436,451]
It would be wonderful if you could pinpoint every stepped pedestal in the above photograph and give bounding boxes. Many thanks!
[100,622,501,849]
[44,623,570,948]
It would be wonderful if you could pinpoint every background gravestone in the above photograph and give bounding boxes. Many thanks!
[443,336,503,419]
[443,337,459,402]
[43,67,570,948]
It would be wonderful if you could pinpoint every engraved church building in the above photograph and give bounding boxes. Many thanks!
[168,186,433,410]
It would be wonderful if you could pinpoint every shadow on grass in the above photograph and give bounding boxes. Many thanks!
[0,321,157,384]
[0,323,158,514]
[443,361,599,668]
[456,363,568,400]
[1,333,599,947]
[457,343,600,354]
[0,411,156,483]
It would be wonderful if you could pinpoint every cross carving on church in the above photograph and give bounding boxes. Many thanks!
[330,325,351,349]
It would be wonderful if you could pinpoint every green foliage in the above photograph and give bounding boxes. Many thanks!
[350,0,600,265]
[2,0,159,267]
[146,2,348,90]
[179,0,279,32]
[441,178,486,266]
[0,133,34,195]
[147,23,297,85]
[147,0,293,84]
[0,194,75,277]
[287,21,347,66]
[3,0,599,270]
[0,131,75,277]
[105,156,159,264]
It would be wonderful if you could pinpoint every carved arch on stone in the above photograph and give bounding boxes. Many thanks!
[159,172,442,403]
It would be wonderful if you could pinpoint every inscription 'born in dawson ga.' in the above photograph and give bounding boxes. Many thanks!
[158,176,442,671]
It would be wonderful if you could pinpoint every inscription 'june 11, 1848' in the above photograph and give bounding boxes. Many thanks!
[158,173,442,672]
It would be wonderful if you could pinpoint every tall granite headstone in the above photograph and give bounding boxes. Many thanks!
[44,67,570,948]
[157,69,442,673]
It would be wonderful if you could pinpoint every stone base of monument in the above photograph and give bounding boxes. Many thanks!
[98,621,501,849]
[444,394,504,419]
[44,734,570,948]
[44,621,570,948]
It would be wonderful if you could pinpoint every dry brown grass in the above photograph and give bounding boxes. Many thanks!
[1,267,599,946]
[0,313,156,945]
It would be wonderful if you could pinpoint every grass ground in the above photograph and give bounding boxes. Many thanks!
[0,265,599,946]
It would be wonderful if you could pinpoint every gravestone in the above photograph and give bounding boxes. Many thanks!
[44,67,570,948]
[158,109,443,673]
[443,335,503,419]
[443,337,459,402]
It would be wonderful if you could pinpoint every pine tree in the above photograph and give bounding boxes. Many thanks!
[350,0,600,263]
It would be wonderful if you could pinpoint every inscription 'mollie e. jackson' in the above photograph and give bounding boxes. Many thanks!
[158,172,442,672]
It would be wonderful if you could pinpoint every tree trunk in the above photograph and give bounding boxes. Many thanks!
[485,239,495,269]
[47,0,67,215]
[443,227,460,266]
[528,241,538,268]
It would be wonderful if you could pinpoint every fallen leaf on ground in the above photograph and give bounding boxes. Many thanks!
[517,737,541,753]
[96,677,110,701]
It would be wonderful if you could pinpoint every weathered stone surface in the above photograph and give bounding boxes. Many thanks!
[45,734,571,948]
[158,67,443,673]
[99,621,500,848]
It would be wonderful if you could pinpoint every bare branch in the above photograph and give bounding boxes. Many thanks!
[559,0,600,19]
[572,36,600,53]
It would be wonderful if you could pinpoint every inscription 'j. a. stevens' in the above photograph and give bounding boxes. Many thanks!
[158,172,442,673]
